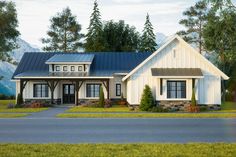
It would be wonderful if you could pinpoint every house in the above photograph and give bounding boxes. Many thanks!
[12,35,229,107]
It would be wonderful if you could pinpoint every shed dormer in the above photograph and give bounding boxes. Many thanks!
[45,54,94,73]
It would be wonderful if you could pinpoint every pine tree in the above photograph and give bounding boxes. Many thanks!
[41,7,84,52]
[84,0,105,52]
[140,13,157,52]
[0,1,20,61]
[140,85,155,111]
[178,1,208,54]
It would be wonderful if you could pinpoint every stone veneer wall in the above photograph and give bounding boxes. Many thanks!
[157,101,221,111]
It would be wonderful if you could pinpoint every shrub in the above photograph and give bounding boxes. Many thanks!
[140,85,155,111]
[7,103,15,109]
[150,106,168,112]
[191,89,197,106]
[105,99,112,108]
[99,86,105,107]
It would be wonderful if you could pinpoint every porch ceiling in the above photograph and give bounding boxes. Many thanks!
[151,68,203,78]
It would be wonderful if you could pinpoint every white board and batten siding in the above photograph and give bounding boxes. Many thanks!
[126,37,224,105]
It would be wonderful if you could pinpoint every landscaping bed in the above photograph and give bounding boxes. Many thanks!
[57,112,236,118]
[0,143,235,157]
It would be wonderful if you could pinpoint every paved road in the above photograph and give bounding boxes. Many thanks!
[0,118,235,143]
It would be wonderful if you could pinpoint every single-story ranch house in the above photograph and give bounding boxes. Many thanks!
[12,35,229,106]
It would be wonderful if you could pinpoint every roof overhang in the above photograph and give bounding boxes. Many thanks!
[151,68,204,78]
[14,76,113,79]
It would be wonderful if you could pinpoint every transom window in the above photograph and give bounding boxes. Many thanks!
[78,66,83,71]
[63,66,68,71]
[116,83,121,96]
[71,66,75,71]
[33,84,48,97]
[167,81,186,99]
[86,84,101,97]
[55,66,60,71]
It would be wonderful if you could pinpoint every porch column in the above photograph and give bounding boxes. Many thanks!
[75,80,84,106]
[102,79,110,99]
[19,79,28,101]
[47,80,59,104]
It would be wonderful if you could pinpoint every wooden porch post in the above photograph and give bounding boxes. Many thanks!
[102,79,110,99]
[47,80,59,104]
[19,79,28,101]
[75,80,84,106]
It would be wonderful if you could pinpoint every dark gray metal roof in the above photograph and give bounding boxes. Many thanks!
[151,68,203,77]
[12,52,152,79]
[46,54,94,63]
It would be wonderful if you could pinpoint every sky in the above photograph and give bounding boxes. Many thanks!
[10,0,234,48]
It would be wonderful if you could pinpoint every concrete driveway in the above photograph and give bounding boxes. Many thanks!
[0,118,235,143]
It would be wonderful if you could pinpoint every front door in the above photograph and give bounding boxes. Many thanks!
[63,84,75,104]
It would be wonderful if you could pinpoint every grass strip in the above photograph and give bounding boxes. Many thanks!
[0,113,29,118]
[0,108,48,113]
[0,143,236,157]
[57,113,236,118]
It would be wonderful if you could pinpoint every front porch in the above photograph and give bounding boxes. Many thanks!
[18,78,110,106]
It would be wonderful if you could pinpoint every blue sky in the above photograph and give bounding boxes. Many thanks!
[11,0,235,47]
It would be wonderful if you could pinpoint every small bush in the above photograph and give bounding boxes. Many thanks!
[99,86,105,107]
[191,89,197,106]
[104,99,112,108]
[7,103,15,109]
[140,85,155,111]
[199,106,208,112]
[150,106,168,112]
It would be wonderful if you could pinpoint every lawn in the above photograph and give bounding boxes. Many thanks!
[220,101,236,112]
[0,143,235,157]
[0,113,29,118]
[0,99,48,113]
[66,105,131,113]
[57,112,236,118]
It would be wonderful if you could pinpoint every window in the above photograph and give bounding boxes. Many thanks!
[55,66,60,71]
[116,83,121,96]
[78,66,83,71]
[71,66,75,71]
[167,81,186,99]
[63,66,68,71]
[86,84,101,97]
[33,84,48,97]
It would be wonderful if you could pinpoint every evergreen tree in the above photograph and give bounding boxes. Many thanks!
[178,1,208,54]
[41,7,84,52]
[140,13,157,52]
[140,85,155,111]
[203,9,236,101]
[0,1,20,61]
[102,20,140,52]
[99,86,105,107]
[84,0,105,52]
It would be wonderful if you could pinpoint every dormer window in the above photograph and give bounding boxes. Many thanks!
[71,66,75,72]
[63,66,68,72]
[55,66,60,72]
[78,66,83,71]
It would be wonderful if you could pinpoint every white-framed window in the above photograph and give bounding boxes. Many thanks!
[63,66,68,71]
[78,66,83,71]
[71,66,75,71]
[33,84,49,97]
[116,83,121,96]
[167,81,186,99]
[55,66,60,72]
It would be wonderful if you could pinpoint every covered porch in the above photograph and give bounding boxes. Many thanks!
[18,78,111,106]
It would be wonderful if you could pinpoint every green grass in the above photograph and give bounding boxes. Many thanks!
[66,105,132,113]
[0,143,235,157]
[57,112,236,118]
[0,108,48,113]
[0,99,48,112]
[0,100,15,109]
[0,113,29,118]
[222,101,236,110]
